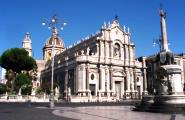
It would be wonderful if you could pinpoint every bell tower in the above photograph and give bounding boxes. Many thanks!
[22,32,32,56]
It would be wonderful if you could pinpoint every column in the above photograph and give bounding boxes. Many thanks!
[125,45,129,66]
[96,43,99,57]
[130,71,134,92]
[130,69,135,99]
[160,9,169,51]
[98,67,102,97]
[110,42,113,58]
[75,66,79,93]
[105,66,109,96]
[109,68,113,91]
[142,57,148,95]
[121,79,124,99]
[105,41,108,58]
[100,41,104,57]
[99,66,105,96]
[82,64,86,95]
[132,46,136,62]
[180,58,185,84]
[125,68,131,99]
[99,68,102,90]
[64,68,68,98]
[121,45,124,61]
[129,45,133,66]
[133,68,137,98]
[74,66,77,94]
[77,66,82,91]
[101,68,105,91]
[86,64,90,96]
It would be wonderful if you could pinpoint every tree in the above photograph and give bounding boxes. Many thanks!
[0,83,7,94]
[15,73,32,95]
[0,48,36,92]
[0,48,36,73]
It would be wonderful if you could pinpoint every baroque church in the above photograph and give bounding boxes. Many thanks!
[20,17,147,102]
[2,9,185,102]
[40,18,147,102]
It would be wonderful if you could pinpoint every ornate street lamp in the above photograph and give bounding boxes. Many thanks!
[42,14,67,108]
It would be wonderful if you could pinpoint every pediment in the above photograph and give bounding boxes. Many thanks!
[99,20,131,44]
[109,26,127,44]
[113,71,126,77]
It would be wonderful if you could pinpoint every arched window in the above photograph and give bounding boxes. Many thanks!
[114,43,121,58]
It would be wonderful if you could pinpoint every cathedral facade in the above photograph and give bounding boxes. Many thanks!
[40,18,147,102]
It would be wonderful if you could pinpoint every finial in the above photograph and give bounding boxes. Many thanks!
[26,32,30,38]
[104,21,106,28]
[112,15,119,26]
[123,25,126,32]
[101,25,104,29]
[115,14,118,21]
[108,21,111,28]
[127,27,130,33]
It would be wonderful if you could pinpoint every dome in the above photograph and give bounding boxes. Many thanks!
[44,28,65,48]
[43,28,65,61]
[45,35,65,48]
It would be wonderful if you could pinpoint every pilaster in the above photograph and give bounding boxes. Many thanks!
[125,45,129,66]
[100,41,104,57]
[129,45,133,66]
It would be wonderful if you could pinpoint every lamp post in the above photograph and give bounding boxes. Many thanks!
[42,15,67,108]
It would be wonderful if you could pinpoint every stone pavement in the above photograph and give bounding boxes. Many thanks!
[0,102,74,120]
[51,106,185,120]
[0,102,185,120]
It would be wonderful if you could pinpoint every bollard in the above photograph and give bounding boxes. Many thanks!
[27,100,31,108]
[170,114,176,120]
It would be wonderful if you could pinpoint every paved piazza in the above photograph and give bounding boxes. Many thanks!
[52,106,185,120]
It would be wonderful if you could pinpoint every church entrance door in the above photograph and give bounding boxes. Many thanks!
[137,86,141,99]
[115,81,121,98]
[90,84,96,96]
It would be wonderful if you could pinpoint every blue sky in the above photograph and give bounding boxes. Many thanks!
[0,0,185,77]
